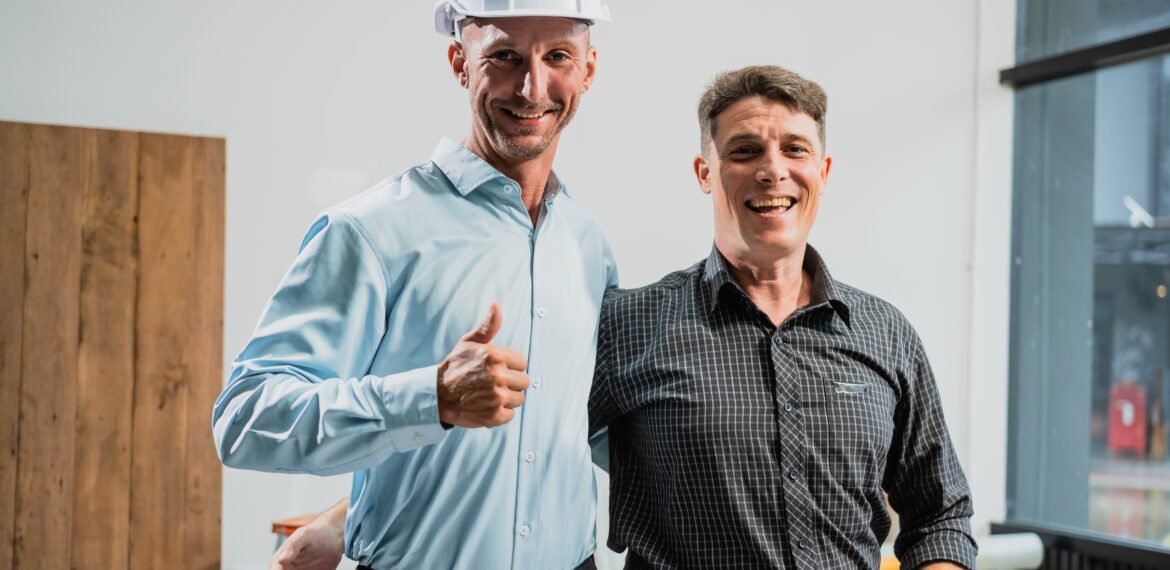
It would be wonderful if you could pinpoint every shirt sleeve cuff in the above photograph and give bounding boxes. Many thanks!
[376,364,446,451]
[898,529,978,570]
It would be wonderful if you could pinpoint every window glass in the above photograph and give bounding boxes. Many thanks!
[1017,0,1170,62]
[1009,52,1170,547]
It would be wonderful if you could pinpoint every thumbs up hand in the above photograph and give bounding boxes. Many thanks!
[436,302,530,428]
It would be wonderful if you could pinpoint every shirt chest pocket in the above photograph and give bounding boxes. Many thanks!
[801,369,897,488]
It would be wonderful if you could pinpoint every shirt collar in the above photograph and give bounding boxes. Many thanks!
[429,137,570,200]
[702,243,852,326]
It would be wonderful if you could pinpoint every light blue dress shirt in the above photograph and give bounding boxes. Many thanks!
[212,138,618,569]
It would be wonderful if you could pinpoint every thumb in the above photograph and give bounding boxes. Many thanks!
[463,301,502,344]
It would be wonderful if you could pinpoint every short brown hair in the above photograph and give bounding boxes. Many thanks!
[697,65,828,153]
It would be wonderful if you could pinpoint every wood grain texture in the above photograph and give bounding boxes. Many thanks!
[72,129,139,570]
[16,124,87,570]
[0,121,31,570]
[183,137,225,570]
[131,133,196,570]
[3,122,223,570]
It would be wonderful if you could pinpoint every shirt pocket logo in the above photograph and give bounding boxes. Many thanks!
[832,381,868,395]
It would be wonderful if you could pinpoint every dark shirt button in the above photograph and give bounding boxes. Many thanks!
[783,401,794,412]
[797,538,808,550]
[788,469,798,481]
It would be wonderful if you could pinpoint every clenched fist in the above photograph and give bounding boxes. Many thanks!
[437,302,530,428]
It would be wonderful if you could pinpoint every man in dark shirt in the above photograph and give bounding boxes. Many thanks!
[588,65,976,569]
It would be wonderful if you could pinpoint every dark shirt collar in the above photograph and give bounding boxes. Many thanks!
[701,244,852,326]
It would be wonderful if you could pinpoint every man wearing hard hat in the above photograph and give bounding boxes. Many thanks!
[213,1,615,569]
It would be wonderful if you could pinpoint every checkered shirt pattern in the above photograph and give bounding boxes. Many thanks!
[589,245,977,570]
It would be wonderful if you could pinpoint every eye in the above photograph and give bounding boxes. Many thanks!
[489,51,519,62]
[784,145,809,156]
[546,51,572,62]
[728,145,759,158]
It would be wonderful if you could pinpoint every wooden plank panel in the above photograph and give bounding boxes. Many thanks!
[0,121,31,570]
[183,137,224,570]
[72,129,139,570]
[15,124,88,570]
[131,133,195,570]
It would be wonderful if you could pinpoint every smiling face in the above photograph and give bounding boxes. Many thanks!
[694,95,832,264]
[449,17,596,165]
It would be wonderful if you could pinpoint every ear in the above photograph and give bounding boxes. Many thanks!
[819,155,832,193]
[581,45,598,92]
[448,41,469,88]
[693,153,713,196]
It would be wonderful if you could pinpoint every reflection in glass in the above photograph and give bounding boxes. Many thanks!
[1017,0,1170,62]
[1010,53,1170,548]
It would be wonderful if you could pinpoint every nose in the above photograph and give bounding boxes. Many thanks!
[756,148,787,186]
[518,59,548,102]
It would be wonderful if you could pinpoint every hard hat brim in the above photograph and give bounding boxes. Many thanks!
[434,4,610,37]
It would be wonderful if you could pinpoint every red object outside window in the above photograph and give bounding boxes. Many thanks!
[1108,383,1148,456]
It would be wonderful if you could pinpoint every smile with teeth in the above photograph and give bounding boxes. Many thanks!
[505,108,552,119]
[746,197,795,212]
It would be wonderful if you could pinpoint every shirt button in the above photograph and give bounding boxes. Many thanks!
[532,377,543,389]
[536,307,547,318]
[783,401,794,412]
[504,185,516,193]
[788,469,798,481]
[524,451,536,463]
[518,524,531,537]
[414,433,425,444]
[797,538,808,550]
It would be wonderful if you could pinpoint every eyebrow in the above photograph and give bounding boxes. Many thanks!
[721,133,761,147]
[479,36,584,54]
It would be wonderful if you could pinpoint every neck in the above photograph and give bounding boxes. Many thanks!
[462,132,559,226]
[719,242,812,327]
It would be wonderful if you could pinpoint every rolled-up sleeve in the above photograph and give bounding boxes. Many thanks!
[886,326,978,569]
[212,212,446,476]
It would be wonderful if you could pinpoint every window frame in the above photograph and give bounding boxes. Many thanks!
[1000,9,1170,563]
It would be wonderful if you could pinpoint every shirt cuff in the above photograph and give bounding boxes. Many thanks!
[898,529,977,570]
[376,364,446,451]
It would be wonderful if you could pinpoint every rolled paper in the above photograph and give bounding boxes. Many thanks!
[975,533,1044,569]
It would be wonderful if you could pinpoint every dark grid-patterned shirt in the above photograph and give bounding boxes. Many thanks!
[589,245,976,570]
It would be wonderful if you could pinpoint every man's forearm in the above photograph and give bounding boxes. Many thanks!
[318,499,349,529]
[212,366,445,475]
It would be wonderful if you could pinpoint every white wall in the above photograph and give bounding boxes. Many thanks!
[969,0,1016,537]
[0,1,1016,568]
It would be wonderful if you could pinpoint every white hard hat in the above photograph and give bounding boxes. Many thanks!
[434,0,611,38]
